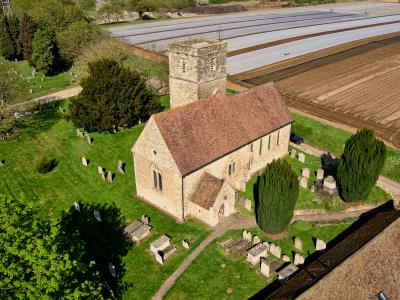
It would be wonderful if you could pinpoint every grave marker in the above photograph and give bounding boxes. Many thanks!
[290,149,296,158]
[118,160,125,174]
[316,239,326,251]
[317,168,324,180]
[242,230,252,242]
[294,237,303,250]
[298,153,305,163]
[302,168,310,178]
[141,215,149,224]
[93,210,102,222]
[182,240,190,249]
[155,251,164,265]
[107,171,113,183]
[300,177,308,188]
[81,157,88,167]
[244,199,251,211]
[252,235,261,245]
[294,253,305,265]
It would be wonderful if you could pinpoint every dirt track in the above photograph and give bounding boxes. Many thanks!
[230,34,400,148]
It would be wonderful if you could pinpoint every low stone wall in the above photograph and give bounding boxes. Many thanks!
[123,44,168,65]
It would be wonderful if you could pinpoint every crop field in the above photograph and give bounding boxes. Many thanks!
[236,35,400,148]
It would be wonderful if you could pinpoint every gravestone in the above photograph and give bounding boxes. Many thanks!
[93,210,102,222]
[298,153,305,163]
[316,168,324,180]
[0,160,3,167]
[73,202,80,212]
[131,224,152,242]
[107,171,113,183]
[282,255,290,262]
[150,235,171,254]
[294,253,305,265]
[155,251,163,265]
[242,230,252,242]
[118,160,125,174]
[300,177,308,189]
[76,129,81,136]
[277,263,299,280]
[246,243,269,265]
[290,149,296,158]
[87,135,92,145]
[323,176,337,195]
[163,246,178,261]
[101,173,106,180]
[141,215,149,225]
[98,166,105,175]
[182,240,190,249]
[244,199,251,211]
[316,239,326,251]
[294,237,303,251]
[270,244,281,259]
[262,242,270,251]
[260,258,280,278]
[302,168,310,179]
[252,235,261,245]
[81,157,88,167]
[310,185,315,193]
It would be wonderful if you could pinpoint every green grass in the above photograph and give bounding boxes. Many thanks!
[292,113,400,182]
[165,221,350,300]
[0,102,209,299]
[2,57,76,104]
[238,149,391,214]
[123,55,169,84]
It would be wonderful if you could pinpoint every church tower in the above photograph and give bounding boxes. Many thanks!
[168,39,227,109]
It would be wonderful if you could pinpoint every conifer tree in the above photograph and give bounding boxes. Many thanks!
[69,58,162,132]
[6,14,21,58]
[337,129,386,202]
[0,16,15,59]
[256,159,299,234]
[31,28,58,75]
[19,14,37,63]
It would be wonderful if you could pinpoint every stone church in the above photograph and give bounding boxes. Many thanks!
[132,39,292,226]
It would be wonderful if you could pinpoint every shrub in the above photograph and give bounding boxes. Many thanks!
[31,28,59,75]
[69,58,161,132]
[36,157,58,174]
[255,159,299,234]
[337,129,386,202]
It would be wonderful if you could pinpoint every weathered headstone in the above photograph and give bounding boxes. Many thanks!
[0,160,4,167]
[323,176,337,194]
[316,239,326,251]
[242,230,252,242]
[298,153,305,163]
[101,173,106,180]
[300,177,308,188]
[282,255,290,262]
[294,253,305,265]
[141,215,149,224]
[87,135,92,145]
[118,160,125,174]
[252,235,261,245]
[246,243,269,265]
[244,199,251,211]
[277,263,299,280]
[81,157,88,167]
[98,166,105,175]
[302,168,310,179]
[270,244,281,259]
[131,224,152,242]
[182,240,190,249]
[73,202,80,212]
[294,237,303,251]
[310,185,315,193]
[260,258,280,278]
[93,210,102,222]
[155,251,163,265]
[290,149,296,158]
[107,171,113,183]
[150,235,170,254]
[316,168,324,180]
[262,241,270,251]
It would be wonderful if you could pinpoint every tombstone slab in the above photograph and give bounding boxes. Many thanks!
[302,168,310,179]
[242,230,252,242]
[141,215,149,225]
[260,258,280,278]
[316,168,324,180]
[107,171,113,183]
[252,235,261,245]
[155,251,163,265]
[294,253,305,265]
[300,177,308,189]
[87,135,92,145]
[163,246,178,261]
[290,149,296,158]
[150,235,170,254]
[294,237,303,251]
[98,166,105,175]
[123,220,143,236]
[316,239,326,251]
[131,224,152,242]
[118,160,125,174]
[81,157,88,167]
[270,244,281,259]
[246,243,269,265]
[282,255,290,262]
[277,263,299,280]
[244,199,252,211]
[298,153,305,163]
[182,240,190,249]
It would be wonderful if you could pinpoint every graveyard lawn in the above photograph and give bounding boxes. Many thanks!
[164,221,350,300]
[1,57,77,104]
[0,102,210,299]
[238,149,391,215]
[292,113,400,182]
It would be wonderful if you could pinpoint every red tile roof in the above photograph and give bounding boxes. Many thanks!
[190,173,224,210]
[154,82,291,176]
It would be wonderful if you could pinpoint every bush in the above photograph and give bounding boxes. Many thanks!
[337,129,386,202]
[36,157,58,174]
[255,159,299,234]
[31,28,59,75]
[69,58,161,132]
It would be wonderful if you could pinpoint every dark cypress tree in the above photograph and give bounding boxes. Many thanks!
[31,28,58,75]
[337,129,386,202]
[0,16,15,59]
[19,14,37,63]
[6,14,21,58]
[255,159,299,234]
[69,58,162,133]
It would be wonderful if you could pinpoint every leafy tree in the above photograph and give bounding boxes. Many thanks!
[31,28,58,75]
[6,14,22,58]
[337,129,386,202]
[69,58,161,132]
[0,194,104,299]
[19,14,37,63]
[255,159,299,234]
[57,21,106,66]
[0,16,15,59]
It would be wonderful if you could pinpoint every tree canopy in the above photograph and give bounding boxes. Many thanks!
[337,129,386,202]
[255,159,299,234]
[69,58,161,132]
[31,28,59,75]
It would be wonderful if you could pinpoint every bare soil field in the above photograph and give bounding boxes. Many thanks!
[232,35,400,148]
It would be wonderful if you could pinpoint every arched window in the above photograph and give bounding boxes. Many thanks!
[228,162,235,176]
[153,169,163,191]
[210,58,216,72]
[181,59,186,73]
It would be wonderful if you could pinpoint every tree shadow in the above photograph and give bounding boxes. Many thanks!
[58,201,132,298]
